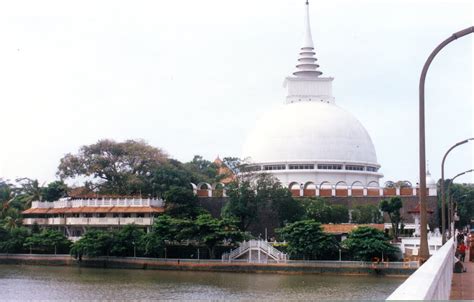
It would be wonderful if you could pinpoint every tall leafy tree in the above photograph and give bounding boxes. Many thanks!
[222,176,259,231]
[42,181,68,202]
[193,214,245,258]
[380,197,403,240]
[57,139,168,195]
[164,186,204,218]
[301,198,332,223]
[277,220,339,260]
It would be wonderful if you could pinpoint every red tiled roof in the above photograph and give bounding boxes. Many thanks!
[322,224,385,234]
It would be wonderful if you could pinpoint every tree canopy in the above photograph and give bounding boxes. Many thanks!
[351,204,382,224]
[301,198,349,224]
[57,139,168,195]
[342,226,400,261]
[449,183,474,228]
[222,173,302,230]
[277,219,339,260]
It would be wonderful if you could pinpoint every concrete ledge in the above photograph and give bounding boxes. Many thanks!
[0,254,415,276]
[386,238,454,300]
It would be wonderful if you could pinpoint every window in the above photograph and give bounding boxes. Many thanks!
[244,165,261,172]
[263,165,286,171]
[289,164,314,170]
[366,166,378,172]
[317,164,342,170]
[346,165,364,171]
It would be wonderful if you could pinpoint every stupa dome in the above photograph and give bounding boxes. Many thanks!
[242,101,378,165]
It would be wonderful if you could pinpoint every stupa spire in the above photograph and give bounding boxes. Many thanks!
[293,0,322,77]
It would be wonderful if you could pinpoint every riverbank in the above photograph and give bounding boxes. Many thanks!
[0,254,416,276]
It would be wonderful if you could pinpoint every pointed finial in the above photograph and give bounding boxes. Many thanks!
[293,1,322,77]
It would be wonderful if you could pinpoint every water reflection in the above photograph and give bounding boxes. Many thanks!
[0,265,404,300]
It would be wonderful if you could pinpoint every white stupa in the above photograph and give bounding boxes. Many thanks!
[242,1,383,191]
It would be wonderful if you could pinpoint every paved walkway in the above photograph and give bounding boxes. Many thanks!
[450,248,473,300]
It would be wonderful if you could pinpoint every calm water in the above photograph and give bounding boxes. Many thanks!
[0,265,404,300]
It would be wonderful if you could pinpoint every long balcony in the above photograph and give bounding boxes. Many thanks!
[23,217,153,226]
[23,218,65,225]
[66,217,153,226]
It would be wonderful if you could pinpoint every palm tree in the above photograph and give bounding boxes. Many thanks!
[14,178,44,209]
[3,214,21,231]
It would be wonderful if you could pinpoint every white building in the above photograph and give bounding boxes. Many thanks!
[243,1,391,193]
[22,197,164,240]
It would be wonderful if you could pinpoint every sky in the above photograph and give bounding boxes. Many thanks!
[0,0,472,186]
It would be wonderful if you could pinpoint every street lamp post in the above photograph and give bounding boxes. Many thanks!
[440,138,473,244]
[446,169,473,238]
[418,26,473,260]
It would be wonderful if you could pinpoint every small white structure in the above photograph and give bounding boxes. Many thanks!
[222,240,287,263]
[242,1,382,188]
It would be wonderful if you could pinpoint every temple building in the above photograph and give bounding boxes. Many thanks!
[242,1,381,190]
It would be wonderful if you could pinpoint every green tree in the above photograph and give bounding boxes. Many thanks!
[183,155,220,184]
[57,139,168,195]
[150,161,193,197]
[330,204,350,223]
[449,183,474,228]
[193,214,245,258]
[351,204,382,224]
[42,181,68,202]
[111,224,145,257]
[70,229,114,257]
[24,229,71,254]
[342,226,399,261]
[0,227,30,253]
[277,220,339,260]
[271,193,305,227]
[224,173,307,231]
[164,186,203,218]
[12,178,44,209]
[301,198,332,223]
[380,197,403,240]
[222,176,259,231]
[139,232,164,257]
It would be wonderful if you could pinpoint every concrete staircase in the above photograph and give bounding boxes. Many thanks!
[222,240,287,263]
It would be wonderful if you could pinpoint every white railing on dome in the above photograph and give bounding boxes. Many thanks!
[386,237,455,301]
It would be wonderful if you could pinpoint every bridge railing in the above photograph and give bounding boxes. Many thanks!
[386,237,455,301]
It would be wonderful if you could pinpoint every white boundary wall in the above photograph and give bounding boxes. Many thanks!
[386,237,454,301]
